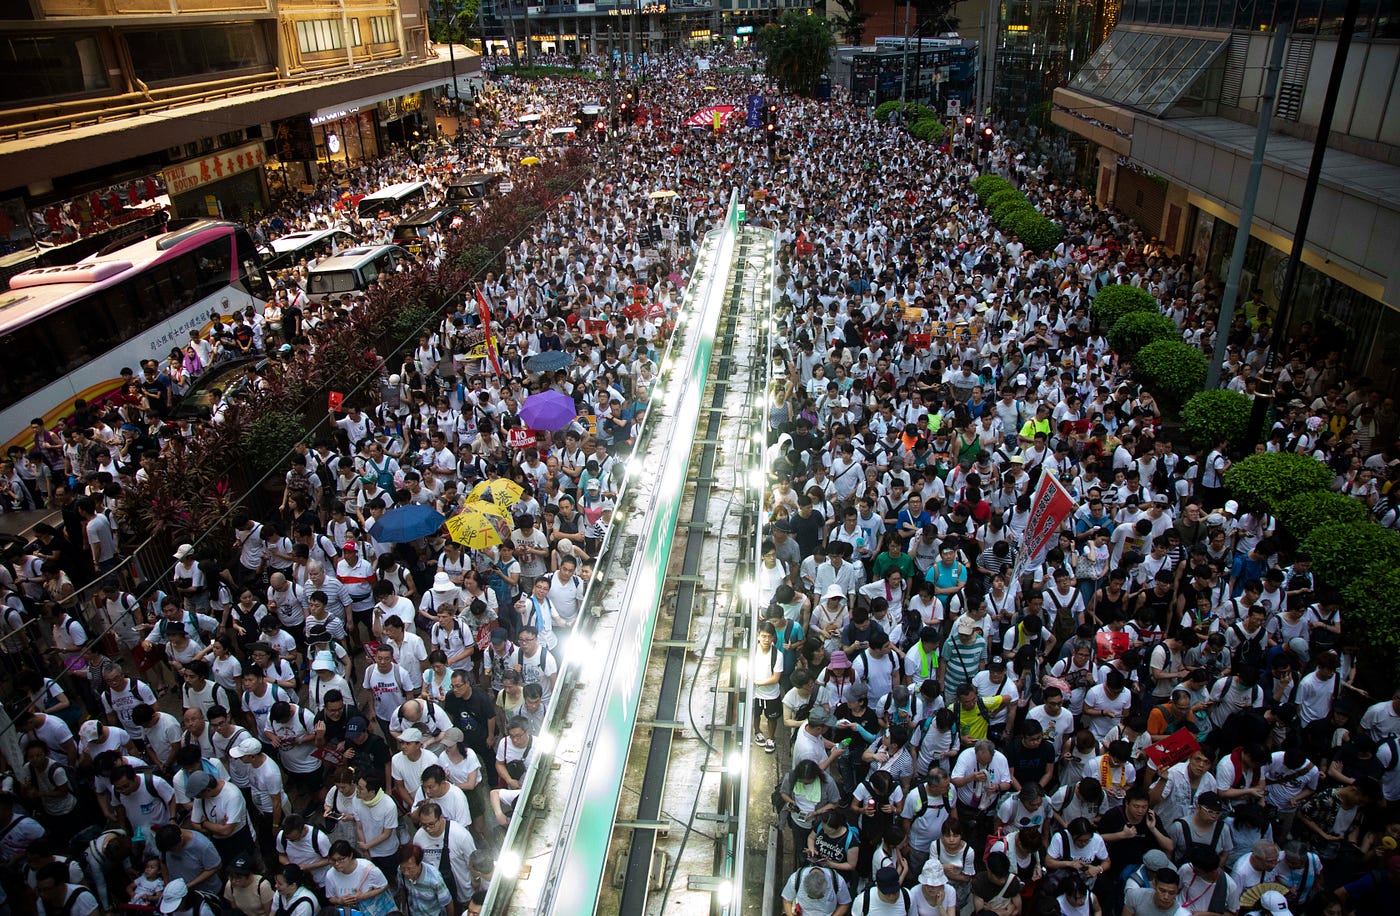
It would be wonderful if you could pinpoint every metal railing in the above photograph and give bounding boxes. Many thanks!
[0,49,467,141]
[731,224,779,915]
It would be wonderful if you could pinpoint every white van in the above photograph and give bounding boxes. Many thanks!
[306,245,408,302]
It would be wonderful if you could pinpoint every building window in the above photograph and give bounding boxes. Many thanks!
[349,18,362,47]
[296,19,345,54]
[0,33,109,104]
[124,24,269,85]
[371,15,396,44]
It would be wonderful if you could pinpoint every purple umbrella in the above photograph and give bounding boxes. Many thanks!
[520,390,579,431]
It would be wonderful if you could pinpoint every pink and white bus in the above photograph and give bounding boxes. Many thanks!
[0,220,270,451]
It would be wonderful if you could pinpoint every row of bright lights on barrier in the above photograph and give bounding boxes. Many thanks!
[493,234,741,906]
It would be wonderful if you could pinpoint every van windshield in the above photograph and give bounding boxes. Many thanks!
[309,270,360,294]
[358,200,394,218]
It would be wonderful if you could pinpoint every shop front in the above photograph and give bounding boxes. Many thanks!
[379,90,430,148]
[163,140,269,221]
[312,109,381,171]
[1192,202,1400,395]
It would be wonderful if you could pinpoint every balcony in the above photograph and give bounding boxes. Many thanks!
[37,0,272,16]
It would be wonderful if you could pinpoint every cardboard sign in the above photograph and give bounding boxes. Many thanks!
[465,335,498,361]
[583,318,609,337]
[328,391,345,412]
[313,745,346,766]
[508,428,537,450]
[907,333,932,349]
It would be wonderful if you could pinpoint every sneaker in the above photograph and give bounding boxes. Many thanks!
[754,735,771,750]
[762,739,776,754]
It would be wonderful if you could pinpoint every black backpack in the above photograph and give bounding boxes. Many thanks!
[860,885,911,912]
[1230,623,1267,671]
[1171,816,1227,865]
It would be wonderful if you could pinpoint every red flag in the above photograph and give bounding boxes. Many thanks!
[1016,471,1076,573]
[474,288,504,378]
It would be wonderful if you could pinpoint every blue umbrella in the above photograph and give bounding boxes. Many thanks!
[370,504,446,543]
[525,350,574,372]
[520,390,580,431]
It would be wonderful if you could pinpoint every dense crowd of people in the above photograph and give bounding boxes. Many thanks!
[0,51,736,916]
[1,39,1398,916]
[745,68,1400,916]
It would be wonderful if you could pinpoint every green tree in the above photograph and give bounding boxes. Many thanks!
[757,12,837,97]
[827,0,872,44]
[429,0,481,44]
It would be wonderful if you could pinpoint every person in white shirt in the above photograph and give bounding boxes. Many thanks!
[1027,690,1076,756]
[780,862,853,916]
[903,626,942,691]
[1228,839,1279,889]
[389,728,440,810]
[274,814,333,887]
[545,556,585,627]
[1361,690,1400,741]
[1149,751,1219,827]
[412,802,475,897]
[378,615,428,690]
[514,626,559,700]
[753,623,785,753]
[1083,672,1133,743]
[851,866,913,915]
[851,632,900,703]
[1294,651,1340,727]
[950,740,1012,814]
[1045,818,1111,887]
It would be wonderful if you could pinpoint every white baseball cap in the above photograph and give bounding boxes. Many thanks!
[229,736,263,758]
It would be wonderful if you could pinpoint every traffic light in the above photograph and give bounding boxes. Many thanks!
[981,126,994,151]
[765,103,778,141]
[964,115,974,137]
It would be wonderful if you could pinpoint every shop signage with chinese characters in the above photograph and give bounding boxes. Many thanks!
[164,141,267,196]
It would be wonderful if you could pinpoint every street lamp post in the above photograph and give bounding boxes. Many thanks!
[445,12,460,102]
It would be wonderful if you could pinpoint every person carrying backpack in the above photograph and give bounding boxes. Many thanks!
[852,866,911,914]
[156,877,223,915]
[1226,604,1270,673]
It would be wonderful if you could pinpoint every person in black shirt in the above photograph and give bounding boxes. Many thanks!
[139,363,173,418]
[1328,734,1383,787]
[1004,720,1056,791]
[788,496,826,559]
[339,715,390,788]
[443,670,498,785]
[834,682,881,785]
[1097,787,1170,911]
[314,691,363,750]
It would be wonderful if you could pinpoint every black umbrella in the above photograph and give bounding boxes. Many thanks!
[525,350,574,372]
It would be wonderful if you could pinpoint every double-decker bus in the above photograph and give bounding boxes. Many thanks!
[0,220,270,451]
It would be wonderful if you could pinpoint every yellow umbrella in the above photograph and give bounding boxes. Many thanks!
[467,478,525,508]
[520,156,541,166]
[703,86,717,91]
[649,189,678,199]
[445,503,507,549]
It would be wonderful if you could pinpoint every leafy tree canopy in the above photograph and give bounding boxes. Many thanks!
[756,12,837,97]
